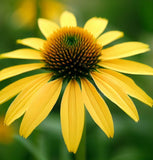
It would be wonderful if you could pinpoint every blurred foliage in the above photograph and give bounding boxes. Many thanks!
[0,116,15,144]
[0,0,153,160]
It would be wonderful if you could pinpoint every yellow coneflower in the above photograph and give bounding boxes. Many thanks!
[0,117,14,144]
[0,11,153,153]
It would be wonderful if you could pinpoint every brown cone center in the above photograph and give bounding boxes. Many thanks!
[42,27,102,79]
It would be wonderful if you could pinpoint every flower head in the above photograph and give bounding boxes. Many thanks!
[0,11,153,153]
[42,26,102,79]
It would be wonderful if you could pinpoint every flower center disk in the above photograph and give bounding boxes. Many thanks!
[43,27,102,79]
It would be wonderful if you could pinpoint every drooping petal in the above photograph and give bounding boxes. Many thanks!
[100,69,153,107]
[0,74,43,104]
[38,18,60,38]
[19,79,62,138]
[81,79,114,138]
[99,59,153,75]
[97,31,124,46]
[92,72,139,121]
[84,17,108,38]
[4,73,51,126]
[0,49,43,60]
[17,38,45,50]
[60,11,77,27]
[61,80,84,153]
[0,63,45,81]
[100,42,150,60]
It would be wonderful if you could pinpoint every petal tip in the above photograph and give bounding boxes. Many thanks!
[60,10,77,27]
[110,134,114,138]
[106,130,114,139]
[147,99,153,107]
[97,17,108,21]
[110,130,114,138]
[120,31,124,37]
[0,54,4,59]
[16,39,22,44]
[69,149,77,154]
[23,134,28,139]
[62,10,72,15]
[38,18,46,25]
[38,17,43,21]
[143,43,150,51]
[146,47,150,51]
[139,43,150,51]
[19,128,28,138]
[38,18,44,29]
[134,117,139,122]
[4,118,10,126]
[97,17,108,25]
[132,111,139,122]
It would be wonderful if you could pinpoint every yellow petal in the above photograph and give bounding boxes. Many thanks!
[5,73,51,126]
[38,18,60,38]
[101,69,153,107]
[101,42,150,60]
[81,79,114,138]
[99,59,153,75]
[61,80,84,153]
[0,74,43,104]
[0,49,43,60]
[19,79,62,138]
[60,11,77,27]
[97,31,124,46]
[0,63,45,81]
[84,17,108,38]
[17,38,45,50]
[92,72,139,121]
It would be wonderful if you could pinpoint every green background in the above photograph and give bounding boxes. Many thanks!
[0,0,153,160]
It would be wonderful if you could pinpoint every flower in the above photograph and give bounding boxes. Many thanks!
[0,11,153,153]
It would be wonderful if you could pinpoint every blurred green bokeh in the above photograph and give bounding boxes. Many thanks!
[0,0,153,160]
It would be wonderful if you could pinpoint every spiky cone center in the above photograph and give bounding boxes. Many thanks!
[42,27,102,79]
